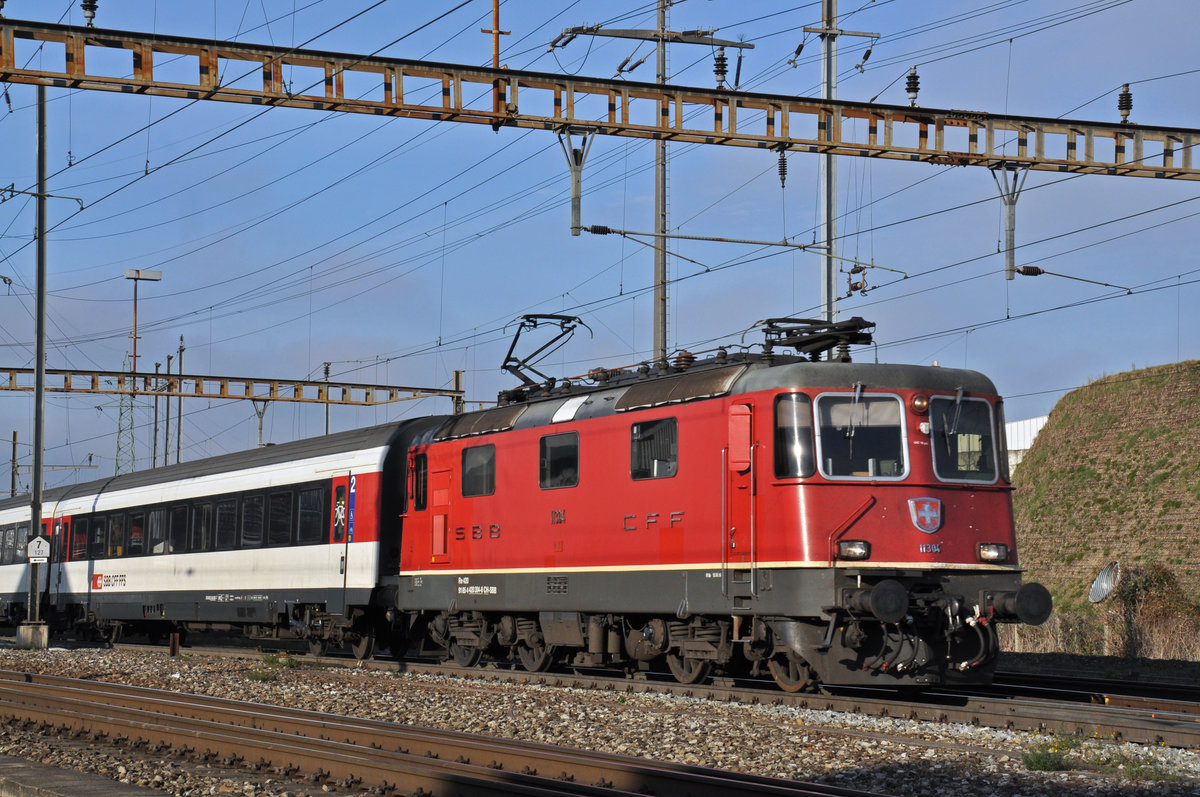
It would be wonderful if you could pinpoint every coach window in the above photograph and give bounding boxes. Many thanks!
[930,396,998,483]
[815,394,906,479]
[147,509,167,554]
[89,516,107,558]
[106,514,128,558]
[215,500,238,550]
[190,503,212,552]
[127,511,145,557]
[297,488,325,545]
[240,495,265,548]
[268,491,293,546]
[462,445,496,497]
[333,485,347,542]
[774,394,815,478]
[540,432,579,489]
[71,518,88,560]
[169,506,189,553]
[631,418,677,480]
[0,526,12,565]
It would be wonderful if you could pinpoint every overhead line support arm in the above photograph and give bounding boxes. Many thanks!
[0,19,1195,180]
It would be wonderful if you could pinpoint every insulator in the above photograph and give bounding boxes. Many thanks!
[1118,83,1132,123]
[674,351,695,371]
[861,46,873,65]
[906,66,920,106]
[713,47,728,88]
[777,152,788,188]
[788,40,805,67]
[587,225,613,235]
[849,264,866,274]
[81,1,98,27]
[1016,266,1044,277]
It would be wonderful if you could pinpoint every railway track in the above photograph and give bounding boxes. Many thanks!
[116,639,1200,750]
[0,669,883,797]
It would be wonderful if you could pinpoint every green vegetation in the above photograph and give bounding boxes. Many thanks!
[1021,733,1179,782]
[246,651,300,681]
[1011,361,1200,659]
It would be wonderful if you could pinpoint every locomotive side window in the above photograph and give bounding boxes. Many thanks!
[240,495,265,548]
[540,432,579,489]
[127,511,145,557]
[147,509,168,554]
[930,397,998,483]
[774,394,816,478]
[413,454,428,510]
[296,488,325,545]
[268,491,293,546]
[631,418,678,480]
[462,445,496,497]
[169,506,189,553]
[815,394,906,479]
[215,500,238,550]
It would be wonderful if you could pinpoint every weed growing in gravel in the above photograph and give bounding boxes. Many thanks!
[1022,733,1083,771]
[1021,733,1180,782]
[246,669,279,682]
[262,653,299,669]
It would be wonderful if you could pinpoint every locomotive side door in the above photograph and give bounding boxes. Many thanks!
[429,466,452,565]
[722,403,758,602]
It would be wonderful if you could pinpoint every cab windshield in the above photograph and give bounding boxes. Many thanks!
[930,396,997,483]
[815,393,906,479]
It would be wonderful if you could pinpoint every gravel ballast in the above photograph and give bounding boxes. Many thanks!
[0,647,1197,797]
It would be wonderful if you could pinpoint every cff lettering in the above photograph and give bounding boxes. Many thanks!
[623,511,684,531]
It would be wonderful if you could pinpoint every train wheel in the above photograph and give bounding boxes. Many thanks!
[307,638,328,657]
[449,640,482,668]
[767,653,814,693]
[666,653,712,685]
[516,635,553,672]
[350,634,375,661]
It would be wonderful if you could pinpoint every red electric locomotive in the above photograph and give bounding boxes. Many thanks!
[0,316,1049,691]
[392,317,1051,690]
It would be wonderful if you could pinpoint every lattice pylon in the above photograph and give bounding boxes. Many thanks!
[114,355,135,475]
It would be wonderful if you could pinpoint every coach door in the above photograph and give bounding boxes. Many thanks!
[429,467,452,565]
[722,403,758,602]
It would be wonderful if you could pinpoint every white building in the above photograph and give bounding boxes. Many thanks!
[1006,415,1048,470]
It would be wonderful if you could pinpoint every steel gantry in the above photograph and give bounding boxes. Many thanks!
[1,18,1197,181]
[0,367,464,409]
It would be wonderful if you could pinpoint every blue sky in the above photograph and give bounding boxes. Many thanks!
[2,1,1197,487]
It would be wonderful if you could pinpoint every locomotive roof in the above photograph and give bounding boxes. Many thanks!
[4,355,1000,509]
[0,419,433,514]
[448,353,1000,440]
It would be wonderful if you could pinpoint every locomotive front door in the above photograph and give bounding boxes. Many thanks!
[722,403,758,602]
[430,467,452,565]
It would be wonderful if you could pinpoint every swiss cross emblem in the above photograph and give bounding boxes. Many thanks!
[908,498,943,534]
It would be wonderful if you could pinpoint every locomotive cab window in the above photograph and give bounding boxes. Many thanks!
[462,445,496,497]
[775,394,815,478]
[540,432,579,489]
[815,393,906,479]
[930,396,998,483]
[631,418,678,480]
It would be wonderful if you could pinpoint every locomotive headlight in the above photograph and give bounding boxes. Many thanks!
[910,394,929,414]
[837,540,871,560]
[978,543,1009,562]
